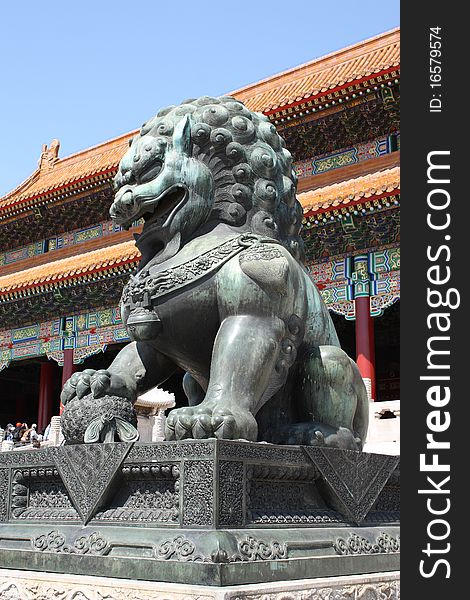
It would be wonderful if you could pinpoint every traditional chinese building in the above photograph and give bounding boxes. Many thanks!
[0,28,400,436]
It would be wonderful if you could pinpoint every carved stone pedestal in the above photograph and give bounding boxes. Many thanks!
[0,440,399,586]
[0,569,400,599]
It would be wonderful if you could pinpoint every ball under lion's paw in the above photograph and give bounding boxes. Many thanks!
[61,393,139,445]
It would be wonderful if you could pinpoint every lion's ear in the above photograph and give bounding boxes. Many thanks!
[172,114,193,157]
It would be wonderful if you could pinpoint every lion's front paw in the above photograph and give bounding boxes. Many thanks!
[164,403,258,441]
[60,369,130,405]
[61,369,108,405]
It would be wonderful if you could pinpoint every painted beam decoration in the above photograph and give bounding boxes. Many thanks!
[0,307,130,371]
[307,247,400,320]
[295,133,399,180]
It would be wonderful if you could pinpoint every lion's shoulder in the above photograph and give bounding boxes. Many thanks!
[238,242,292,295]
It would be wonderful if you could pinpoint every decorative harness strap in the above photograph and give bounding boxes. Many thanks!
[122,233,281,308]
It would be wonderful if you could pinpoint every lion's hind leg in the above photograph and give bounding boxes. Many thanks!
[182,372,205,406]
[277,345,368,449]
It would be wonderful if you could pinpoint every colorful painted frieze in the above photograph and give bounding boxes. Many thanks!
[0,241,46,266]
[306,247,400,319]
[0,306,130,368]
[294,133,397,180]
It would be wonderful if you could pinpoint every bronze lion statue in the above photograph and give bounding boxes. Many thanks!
[61,96,368,449]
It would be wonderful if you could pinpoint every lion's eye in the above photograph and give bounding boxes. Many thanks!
[137,160,163,184]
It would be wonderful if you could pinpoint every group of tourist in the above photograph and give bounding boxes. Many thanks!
[1,421,48,447]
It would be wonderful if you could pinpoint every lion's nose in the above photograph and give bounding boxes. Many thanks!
[110,188,135,220]
[109,204,121,219]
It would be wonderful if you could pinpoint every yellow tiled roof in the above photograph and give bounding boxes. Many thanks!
[299,166,400,213]
[233,28,399,113]
[0,240,140,296]
[0,132,135,210]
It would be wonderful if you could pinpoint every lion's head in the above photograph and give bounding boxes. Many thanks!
[111,96,304,264]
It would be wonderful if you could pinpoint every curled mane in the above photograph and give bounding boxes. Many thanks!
[118,95,305,263]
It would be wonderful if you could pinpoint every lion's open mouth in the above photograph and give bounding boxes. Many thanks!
[141,185,188,232]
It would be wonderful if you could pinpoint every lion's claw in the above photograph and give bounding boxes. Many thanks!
[60,369,112,405]
[90,370,113,398]
[76,375,92,399]
[165,403,257,441]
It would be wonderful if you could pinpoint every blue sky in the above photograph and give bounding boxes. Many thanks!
[0,1,399,197]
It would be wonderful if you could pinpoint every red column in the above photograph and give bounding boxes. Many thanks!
[368,312,376,402]
[37,362,56,432]
[60,349,76,414]
[355,296,376,402]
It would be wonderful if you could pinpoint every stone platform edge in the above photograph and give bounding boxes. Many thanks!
[0,568,400,600]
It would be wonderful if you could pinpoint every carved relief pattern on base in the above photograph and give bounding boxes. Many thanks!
[304,448,399,523]
[218,461,244,527]
[0,447,57,467]
[235,536,288,561]
[249,510,341,526]
[227,580,400,600]
[154,535,204,562]
[0,470,9,522]
[218,441,306,464]
[10,468,79,521]
[95,476,179,523]
[0,574,400,600]
[127,441,214,462]
[32,530,110,556]
[249,480,316,512]
[28,483,72,509]
[182,460,214,526]
[371,474,400,513]
[334,532,400,555]
[53,443,132,522]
